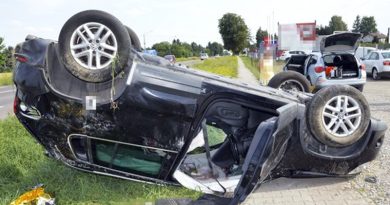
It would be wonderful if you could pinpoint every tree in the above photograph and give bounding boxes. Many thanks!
[171,41,192,58]
[206,42,224,56]
[316,25,332,35]
[328,15,348,33]
[152,41,171,57]
[190,42,204,56]
[218,13,250,55]
[360,16,377,36]
[352,15,361,33]
[255,27,268,46]
[3,47,14,72]
[0,37,8,73]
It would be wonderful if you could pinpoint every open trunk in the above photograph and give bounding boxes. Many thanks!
[322,53,360,79]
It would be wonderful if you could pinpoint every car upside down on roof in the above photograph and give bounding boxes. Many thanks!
[12,10,387,204]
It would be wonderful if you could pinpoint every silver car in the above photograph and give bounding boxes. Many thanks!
[281,33,366,91]
[363,50,390,80]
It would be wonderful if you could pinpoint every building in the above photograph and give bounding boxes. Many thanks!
[361,32,387,43]
[278,22,317,53]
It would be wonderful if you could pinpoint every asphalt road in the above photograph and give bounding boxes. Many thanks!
[177,59,202,67]
[0,85,16,119]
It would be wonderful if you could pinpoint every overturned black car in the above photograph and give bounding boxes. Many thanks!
[12,10,387,204]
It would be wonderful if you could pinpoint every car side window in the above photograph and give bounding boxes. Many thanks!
[308,55,318,65]
[369,52,378,60]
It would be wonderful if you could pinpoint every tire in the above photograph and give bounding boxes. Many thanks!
[306,85,370,147]
[125,26,142,51]
[58,10,131,82]
[372,68,380,80]
[268,71,311,92]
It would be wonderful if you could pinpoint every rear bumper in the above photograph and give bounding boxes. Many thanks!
[381,66,390,72]
[314,77,366,89]
[378,71,390,77]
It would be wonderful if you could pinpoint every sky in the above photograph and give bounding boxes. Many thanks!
[1,0,389,48]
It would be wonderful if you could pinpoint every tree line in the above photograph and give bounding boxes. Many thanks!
[0,37,14,73]
[317,15,378,37]
[218,14,382,55]
[151,39,224,58]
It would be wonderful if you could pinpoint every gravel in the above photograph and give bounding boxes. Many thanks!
[349,79,390,204]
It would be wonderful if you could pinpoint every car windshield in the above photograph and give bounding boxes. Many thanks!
[381,52,390,59]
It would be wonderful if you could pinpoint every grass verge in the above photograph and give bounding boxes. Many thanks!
[0,117,200,205]
[193,56,238,77]
[240,57,285,80]
[0,72,12,86]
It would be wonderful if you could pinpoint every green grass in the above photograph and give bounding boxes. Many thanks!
[207,126,226,147]
[176,57,199,62]
[0,72,13,86]
[193,56,238,77]
[0,117,200,205]
[240,57,285,80]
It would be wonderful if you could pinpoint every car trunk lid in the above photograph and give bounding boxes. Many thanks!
[320,32,361,54]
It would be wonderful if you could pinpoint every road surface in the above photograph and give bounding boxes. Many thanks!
[0,85,16,119]
[178,59,202,67]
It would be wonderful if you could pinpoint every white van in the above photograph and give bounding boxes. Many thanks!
[355,47,377,60]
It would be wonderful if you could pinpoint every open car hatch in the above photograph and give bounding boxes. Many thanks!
[320,32,361,54]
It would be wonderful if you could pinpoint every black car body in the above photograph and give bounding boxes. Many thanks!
[12,11,387,204]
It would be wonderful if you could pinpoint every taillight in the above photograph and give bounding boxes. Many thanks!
[360,64,366,70]
[383,61,390,66]
[13,96,19,114]
[315,66,325,73]
[14,53,28,63]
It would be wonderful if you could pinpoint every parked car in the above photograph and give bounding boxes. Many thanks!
[278,50,306,61]
[200,53,209,60]
[270,33,366,92]
[12,10,386,204]
[363,50,390,80]
[164,54,176,64]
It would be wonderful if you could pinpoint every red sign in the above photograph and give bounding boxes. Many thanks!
[296,22,316,41]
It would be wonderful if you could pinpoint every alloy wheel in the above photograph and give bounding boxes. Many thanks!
[372,69,378,80]
[322,95,362,137]
[279,80,305,92]
[70,22,118,70]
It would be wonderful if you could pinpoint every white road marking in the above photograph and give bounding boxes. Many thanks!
[0,106,4,109]
[0,90,14,94]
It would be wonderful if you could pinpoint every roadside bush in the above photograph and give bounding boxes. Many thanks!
[0,72,12,86]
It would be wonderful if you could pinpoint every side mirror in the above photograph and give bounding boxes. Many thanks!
[360,57,365,61]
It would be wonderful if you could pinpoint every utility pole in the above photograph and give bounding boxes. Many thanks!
[143,30,153,51]
[143,34,146,51]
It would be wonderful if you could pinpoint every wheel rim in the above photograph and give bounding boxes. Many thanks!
[279,80,305,92]
[322,95,362,137]
[373,69,378,79]
[70,22,118,70]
